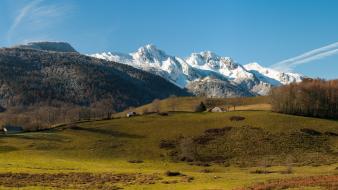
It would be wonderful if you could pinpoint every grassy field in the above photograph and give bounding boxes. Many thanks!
[0,110,337,189]
[114,96,270,117]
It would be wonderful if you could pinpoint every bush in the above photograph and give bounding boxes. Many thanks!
[300,128,322,136]
[165,171,182,176]
[158,112,169,116]
[195,102,206,112]
[324,131,338,136]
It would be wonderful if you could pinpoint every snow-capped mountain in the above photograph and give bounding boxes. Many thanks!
[91,45,303,98]
[244,62,302,86]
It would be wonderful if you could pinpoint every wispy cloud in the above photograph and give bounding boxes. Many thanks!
[6,0,69,44]
[271,41,338,72]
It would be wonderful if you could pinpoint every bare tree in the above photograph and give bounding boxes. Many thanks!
[271,79,338,119]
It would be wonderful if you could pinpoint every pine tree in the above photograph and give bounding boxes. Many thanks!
[195,102,207,112]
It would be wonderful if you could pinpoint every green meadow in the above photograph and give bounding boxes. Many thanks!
[0,110,337,189]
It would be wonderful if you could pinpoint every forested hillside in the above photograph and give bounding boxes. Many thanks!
[0,46,189,129]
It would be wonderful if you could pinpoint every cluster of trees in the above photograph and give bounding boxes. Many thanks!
[0,98,117,131]
[270,78,338,119]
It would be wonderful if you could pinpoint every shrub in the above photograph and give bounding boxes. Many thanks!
[165,171,182,176]
[195,102,206,112]
[300,128,322,136]
[324,131,338,136]
[158,112,169,116]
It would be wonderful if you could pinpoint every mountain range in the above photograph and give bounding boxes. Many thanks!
[0,41,304,112]
[91,45,303,97]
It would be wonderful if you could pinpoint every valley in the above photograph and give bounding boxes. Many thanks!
[0,108,337,189]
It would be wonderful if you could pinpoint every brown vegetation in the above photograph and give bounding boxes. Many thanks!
[0,101,117,131]
[235,175,338,190]
[0,172,162,189]
[271,78,338,119]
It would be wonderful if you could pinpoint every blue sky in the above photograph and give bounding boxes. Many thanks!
[1,0,338,79]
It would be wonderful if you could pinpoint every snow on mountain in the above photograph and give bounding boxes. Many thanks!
[244,62,303,85]
[91,45,303,98]
[91,52,133,65]
[186,52,248,78]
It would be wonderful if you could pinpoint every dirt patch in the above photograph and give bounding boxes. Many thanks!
[165,171,182,176]
[0,172,162,189]
[204,126,232,135]
[230,116,245,121]
[234,175,338,190]
[300,128,322,136]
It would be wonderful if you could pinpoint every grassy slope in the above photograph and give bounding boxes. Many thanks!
[114,96,270,117]
[0,111,338,189]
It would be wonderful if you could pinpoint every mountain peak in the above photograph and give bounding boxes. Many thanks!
[133,44,168,64]
[137,44,162,54]
[200,51,217,58]
[244,62,264,70]
[13,41,78,53]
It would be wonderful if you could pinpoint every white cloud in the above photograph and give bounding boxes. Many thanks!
[6,0,69,44]
[271,41,338,72]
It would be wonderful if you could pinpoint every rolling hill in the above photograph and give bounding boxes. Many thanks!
[0,110,337,189]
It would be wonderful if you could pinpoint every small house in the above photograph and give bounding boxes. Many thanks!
[209,107,224,113]
[1,127,7,135]
[126,111,137,117]
[1,125,24,134]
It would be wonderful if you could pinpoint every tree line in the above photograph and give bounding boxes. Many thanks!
[270,78,338,119]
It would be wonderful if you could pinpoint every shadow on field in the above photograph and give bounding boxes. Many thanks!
[0,145,18,153]
[0,134,67,142]
[69,126,144,139]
